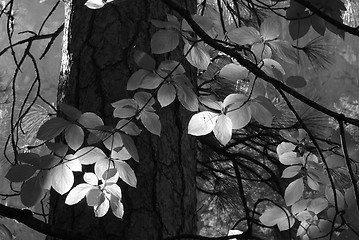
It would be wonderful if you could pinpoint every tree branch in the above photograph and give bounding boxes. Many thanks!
[162,0,359,128]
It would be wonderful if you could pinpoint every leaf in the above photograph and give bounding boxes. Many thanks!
[260,17,281,41]
[46,142,68,157]
[75,147,107,165]
[78,112,104,129]
[17,153,40,166]
[65,124,84,151]
[326,154,345,169]
[39,155,61,169]
[157,83,176,107]
[94,194,110,217]
[307,197,328,214]
[95,159,113,179]
[254,96,282,118]
[115,161,137,187]
[65,183,96,205]
[127,69,151,91]
[284,177,304,206]
[219,63,248,82]
[133,49,155,71]
[311,14,326,36]
[140,73,163,89]
[276,142,296,155]
[282,165,302,178]
[103,132,123,151]
[51,164,74,195]
[151,29,179,54]
[110,196,124,218]
[36,117,70,141]
[188,111,218,136]
[325,186,345,210]
[59,104,82,121]
[213,115,232,145]
[184,41,210,70]
[262,59,285,78]
[84,172,99,185]
[227,27,261,45]
[289,17,311,40]
[140,110,161,136]
[291,199,310,215]
[134,91,155,107]
[112,99,138,118]
[285,76,307,88]
[331,128,357,153]
[37,170,52,190]
[157,60,185,77]
[120,133,139,162]
[20,177,45,207]
[105,184,122,200]
[6,165,37,182]
[176,84,199,112]
[279,152,303,165]
[249,101,273,126]
[259,205,292,227]
[64,155,82,172]
[116,120,141,136]
[86,189,102,206]
[85,0,106,9]
[252,43,272,60]
[268,40,297,64]
[223,94,251,130]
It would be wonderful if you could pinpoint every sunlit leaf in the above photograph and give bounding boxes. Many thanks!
[75,147,107,165]
[223,94,251,129]
[284,177,304,206]
[188,111,218,136]
[291,199,310,215]
[115,161,137,187]
[103,132,123,151]
[64,155,82,172]
[94,194,109,217]
[157,60,185,77]
[110,196,124,218]
[151,29,179,54]
[112,99,138,118]
[279,152,303,166]
[85,0,106,9]
[213,114,232,145]
[51,164,74,195]
[65,183,96,205]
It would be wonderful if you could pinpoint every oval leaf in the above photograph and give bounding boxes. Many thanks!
[284,177,304,206]
[157,83,176,108]
[36,117,70,141]
[151,29,179,54]
[285,76,307,88]
[6,165,37,182]
[188,111,218,136]
[65,124,84,151]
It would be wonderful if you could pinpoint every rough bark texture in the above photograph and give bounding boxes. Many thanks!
[50,0,197,239]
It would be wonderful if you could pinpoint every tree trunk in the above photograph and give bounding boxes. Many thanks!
[49,0,197,239]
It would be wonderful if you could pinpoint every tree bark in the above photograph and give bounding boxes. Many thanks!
[49,0,197,239]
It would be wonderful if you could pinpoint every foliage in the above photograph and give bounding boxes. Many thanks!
[1,0,359,239]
